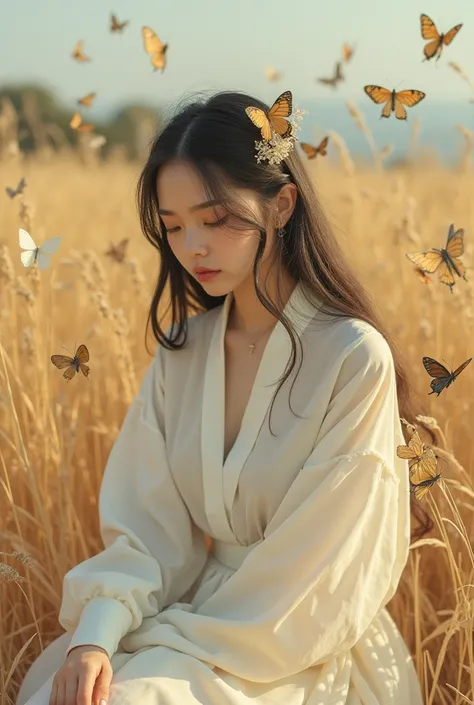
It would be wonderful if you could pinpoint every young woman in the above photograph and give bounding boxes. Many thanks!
[17,90,427,705]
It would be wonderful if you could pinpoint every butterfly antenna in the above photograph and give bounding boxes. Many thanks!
[441,357,452,371]
[62,344,73,356]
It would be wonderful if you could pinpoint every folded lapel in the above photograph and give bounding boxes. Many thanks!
[202,280,320,542]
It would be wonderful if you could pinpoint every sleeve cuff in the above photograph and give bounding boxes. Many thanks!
[65,597,133,659]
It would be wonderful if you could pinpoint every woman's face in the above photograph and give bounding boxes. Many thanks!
[156,160,274,296]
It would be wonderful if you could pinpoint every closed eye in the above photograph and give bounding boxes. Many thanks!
[164,215,229,234]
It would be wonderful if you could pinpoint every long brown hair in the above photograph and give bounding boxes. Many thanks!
[136,89,432,540]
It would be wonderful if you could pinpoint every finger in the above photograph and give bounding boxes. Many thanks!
[55,680,67,705]
[77,669,97,705]
[64,672,78,705]
[91,663,113,705]
[49,679,59,705]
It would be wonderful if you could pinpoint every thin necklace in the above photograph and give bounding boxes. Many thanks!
[248,323,276,355]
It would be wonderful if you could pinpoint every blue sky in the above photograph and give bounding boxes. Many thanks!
[0,0,472,114]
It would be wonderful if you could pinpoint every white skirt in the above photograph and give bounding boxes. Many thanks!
[17,541,423,705]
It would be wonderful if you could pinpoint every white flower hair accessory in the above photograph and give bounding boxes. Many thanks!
[245,90,307,165]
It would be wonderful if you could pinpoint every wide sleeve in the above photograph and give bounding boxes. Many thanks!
[145,331,411,682]
[58,342,209,659]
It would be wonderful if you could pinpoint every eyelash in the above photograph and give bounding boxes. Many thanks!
[165,215,228,234]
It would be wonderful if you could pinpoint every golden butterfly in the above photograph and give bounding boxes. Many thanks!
[364,86,425,120]
[77,92,96,108]
[110,13,129,32]
[422,356,472,396]
[142,26,168,72]
[397,428,441,500]
[406,223,467,292]
[245,90,293,142]
[105,238,129,263]
[51,344,90,382]
[300,137,329,159]
[70,112,95,133]
[318,62,344,89]
[420,14,462,62]
[72,40,91,62]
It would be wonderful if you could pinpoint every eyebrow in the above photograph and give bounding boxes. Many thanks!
[158,199,222,216]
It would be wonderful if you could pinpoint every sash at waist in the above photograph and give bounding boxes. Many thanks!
[211,539,262,570]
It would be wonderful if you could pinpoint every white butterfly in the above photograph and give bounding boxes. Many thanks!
[19,228,62,269]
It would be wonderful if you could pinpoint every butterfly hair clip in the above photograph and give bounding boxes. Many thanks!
[245,90,307,165]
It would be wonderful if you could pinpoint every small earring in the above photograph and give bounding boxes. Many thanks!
[277,224,286,238]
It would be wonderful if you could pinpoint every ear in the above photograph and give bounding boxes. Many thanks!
[275,183,298,227]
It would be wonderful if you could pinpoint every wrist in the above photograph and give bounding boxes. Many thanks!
[67,644,109,657]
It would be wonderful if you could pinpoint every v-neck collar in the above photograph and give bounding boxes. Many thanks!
[201,280,320,542]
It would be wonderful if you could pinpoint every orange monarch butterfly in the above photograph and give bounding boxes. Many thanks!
[71,40,90,62]
[364,86,425,120]
[300,137,329,159]
[245,91,293,141]
[6,177,26,199]
[318,62,344,89]
[51,344,90,382]
[406,223,467,292]
[422,356,472,396]
[69,112,95,133]
[110,13,129,32]
[77,92,96,108]
[142,26,168,72]
[420,14,462,62]
[397,428,438,479]
[342,43,355,63]
[105,238,129,263]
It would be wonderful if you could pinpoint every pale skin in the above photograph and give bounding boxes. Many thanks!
[50,159,298,705]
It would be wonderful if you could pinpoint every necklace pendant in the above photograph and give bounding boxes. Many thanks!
[249,343,256,355]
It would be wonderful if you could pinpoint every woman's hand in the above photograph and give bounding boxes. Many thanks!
[49,645,112,705]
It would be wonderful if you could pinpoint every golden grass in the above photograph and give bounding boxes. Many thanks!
[1,146,474,704]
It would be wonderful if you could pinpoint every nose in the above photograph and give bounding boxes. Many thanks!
[183,227,209,255]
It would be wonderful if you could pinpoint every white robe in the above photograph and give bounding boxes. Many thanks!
[20,281,423,705]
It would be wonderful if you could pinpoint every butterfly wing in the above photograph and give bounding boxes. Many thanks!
[63,366,77,381]
[410,448,438,485]
[423,39,442,60]
[364,85,392,104]
[420,14,440,40]
[317,136,329,156]
[70,112,82,130]
[79,363,90,377]
[335,62,344,81]
[443,24,462,46]
[268,91,293,138]
[445,224,465,257]
[142,26,164,54]
[396,90,426,108]
[342,44,353,62]
[39,237,62,255]
[151,51,167,71]
[394,97,407,121]
[19,228,36,252]
[36,252,51,270]
[452,358,472,378]
[75,344,90,364]
[422,356,450,378]
[78,92,96,107]
[245,107,272,141]
[411,482,431,501]
[51,354,74,370]
[20,250,36,268]
[406,250,443,273]
[437,261,456,288]
[300,142,317,159]
[6,187,16,198]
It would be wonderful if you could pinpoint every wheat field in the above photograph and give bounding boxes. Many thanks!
[1,134,474,705]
